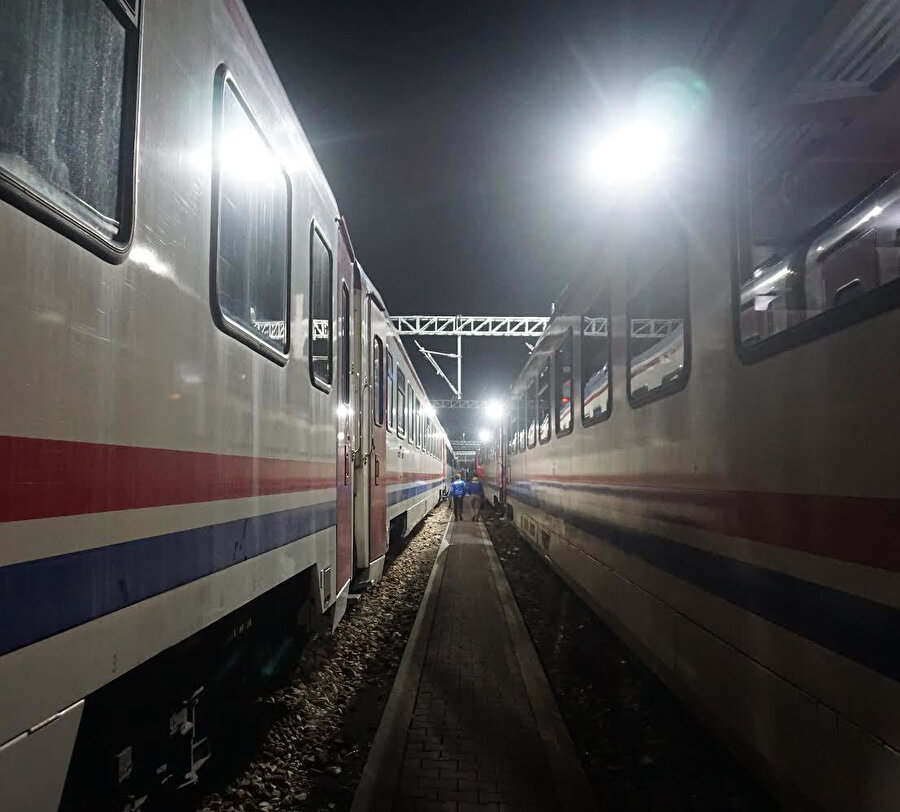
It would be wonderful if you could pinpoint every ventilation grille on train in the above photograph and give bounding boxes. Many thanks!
[789,0,900,104]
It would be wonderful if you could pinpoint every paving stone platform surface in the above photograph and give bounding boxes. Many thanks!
[359,517,584,812]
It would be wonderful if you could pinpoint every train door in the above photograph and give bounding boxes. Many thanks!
[335,221,355,595]
[368,296,388,564]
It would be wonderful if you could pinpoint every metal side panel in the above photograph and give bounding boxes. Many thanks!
[0,700,84,812]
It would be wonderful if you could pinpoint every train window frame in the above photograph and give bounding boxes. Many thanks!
[554,328,574,437]
[538,359,551,445]
[211,69,292,366]
[308,222,334,388]
[526,378,537,449]
[396,368,407,437]
[731,135,900,363]
[626,233,691,409]
[372,335,384,426]
[0,0,141,263]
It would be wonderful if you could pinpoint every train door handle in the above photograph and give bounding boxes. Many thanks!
[374,455,380,484]
[344,446,350,484]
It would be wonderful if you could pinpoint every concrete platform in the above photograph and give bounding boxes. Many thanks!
[351,519,596,811]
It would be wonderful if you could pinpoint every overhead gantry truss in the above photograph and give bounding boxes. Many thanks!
[391,315,550,337]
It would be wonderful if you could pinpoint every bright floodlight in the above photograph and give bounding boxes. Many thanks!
[478,428,491,443]
[484,399,505,422]
[587,119,668,184]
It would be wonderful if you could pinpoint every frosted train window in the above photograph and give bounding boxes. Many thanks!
[0,0,138,251]
[408,384,415,444]
[737,0,900,357]
[555,329,573,436]
[517,392,527,451]
[212,74,291,361]
[340,285,350,405]
[397,369,407,436]
[538,360,551,444]
[582,287,611,425]
[627,235,689,406]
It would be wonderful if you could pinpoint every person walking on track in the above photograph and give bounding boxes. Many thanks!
[466,475,484,521]
[449,472,466,520]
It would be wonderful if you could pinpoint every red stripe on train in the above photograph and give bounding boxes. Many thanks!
[523,474,900,572]
[0,436,334,523]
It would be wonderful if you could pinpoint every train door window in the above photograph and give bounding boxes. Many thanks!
[508,410,517,456]
[397,369,407,437]
[340,284,350,406]
[526,379,537,448]
[426,418,432,455]
[0,0,139,256]
[309,226,333,386]
[555,329,573,436]
[538,360,551,443]
[211,73,291,362]
[386,351,395,431]
[627,233,689,406]
[582,287,611,424]
[408,384,415,444]
[372,336,384,426]
[736,1,900,360]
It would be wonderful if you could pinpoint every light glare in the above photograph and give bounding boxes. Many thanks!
[587,120,669,184]
[478,429,491,443]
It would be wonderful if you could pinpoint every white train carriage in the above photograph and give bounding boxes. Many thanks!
[499,2,900,810]
[0,1,445,810]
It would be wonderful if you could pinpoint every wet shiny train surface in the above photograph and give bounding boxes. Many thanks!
[490,2,900,810]
[0,1,448,809]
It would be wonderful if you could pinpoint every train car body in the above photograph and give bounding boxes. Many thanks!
[0,1,444,809]
[500,2,900,809]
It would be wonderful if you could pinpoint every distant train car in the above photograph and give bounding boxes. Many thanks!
[498,2,900,810]
[0,1,445,810]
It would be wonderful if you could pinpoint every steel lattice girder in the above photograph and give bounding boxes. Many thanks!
[391,315,550,336]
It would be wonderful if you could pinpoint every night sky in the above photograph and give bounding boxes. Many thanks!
[243,0,720,432]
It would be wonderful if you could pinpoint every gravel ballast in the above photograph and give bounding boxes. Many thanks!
[484,511,777,812]
[195,503,450,812]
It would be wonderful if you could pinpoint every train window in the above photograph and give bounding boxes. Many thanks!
[538,360,551,444]
[213,75,291,363]
[408,384,415,444]
[386,351,395,430]
[627,233,689,406]
[517,392,527,451]
[507,409,517,456]
[372,336,384,426]
[736,2,900,360]
[0,0,139,258]
[426,418,432,455]
[582,287,611,424]
[415,396,422,447]
[309,227,333,385]
[397,369,407,437]
[340,284,350,406]
[555,328,573,436]
[526,379,537,449]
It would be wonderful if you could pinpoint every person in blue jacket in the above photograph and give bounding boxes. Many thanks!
[449,473,467,520]
[466,475,485,521]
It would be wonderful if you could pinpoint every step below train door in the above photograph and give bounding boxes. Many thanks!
[367,295,388,578]
[334,219,356,602]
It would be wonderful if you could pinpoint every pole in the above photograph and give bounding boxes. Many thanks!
[456,334,462,400]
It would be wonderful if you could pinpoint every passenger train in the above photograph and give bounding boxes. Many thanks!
[0,1,448,810]
[488,1,900,809]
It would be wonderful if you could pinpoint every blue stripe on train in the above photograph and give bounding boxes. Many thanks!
[388,479,444,507]
[0,500,337,657]
[508,483,900,685]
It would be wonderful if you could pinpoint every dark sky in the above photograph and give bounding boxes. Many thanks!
[243,0,720,428]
